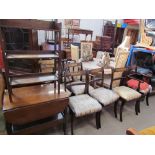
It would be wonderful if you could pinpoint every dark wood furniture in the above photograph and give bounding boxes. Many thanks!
[0,22,39,73]
[3,84,70,135]
[64,63,102,135]
[93,36,112,53]
[0,19,62,102]
[103,20,117,53]
[111,68,142,122]
[68,28,93,45]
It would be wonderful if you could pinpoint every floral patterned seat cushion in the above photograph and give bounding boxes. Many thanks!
[67,81,94,95]
[69,94,102,117]
[89,87,119,106]
[113,86,141,101]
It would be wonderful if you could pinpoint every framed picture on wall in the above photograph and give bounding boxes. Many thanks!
[72,19,80,28]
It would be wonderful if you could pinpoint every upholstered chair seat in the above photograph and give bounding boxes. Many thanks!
[113,86,141,101]
[127,79,152,94]
[69,94,102,117]
[89,87,119,106]
[67,81,94,95]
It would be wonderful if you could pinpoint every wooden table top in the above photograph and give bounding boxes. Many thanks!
[3,84,71,111]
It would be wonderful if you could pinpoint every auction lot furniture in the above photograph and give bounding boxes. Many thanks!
[0,19,62,102]
[64,63,102,135]
[3,84,70,135]
[68,28,93,45]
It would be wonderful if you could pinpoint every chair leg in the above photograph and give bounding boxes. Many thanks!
[70,110,74,135]
[114,101,118,118]
[5,122,12,135]
[120,101,125,122]
[138,100,140,113]
[54,81,56,90]
[96,111,101,129]
[146,93,149,106]
[135,101,138,115]
[63,108,67,135]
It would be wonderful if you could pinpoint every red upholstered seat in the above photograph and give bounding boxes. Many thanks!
[127,79,149,91]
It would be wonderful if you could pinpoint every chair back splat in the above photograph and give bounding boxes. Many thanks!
[64,62,89,94]
[88,67,104,89]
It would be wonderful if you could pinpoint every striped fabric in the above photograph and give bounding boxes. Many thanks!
[89,87,119,106]
[69,94,102,117]
[113,86,141,101]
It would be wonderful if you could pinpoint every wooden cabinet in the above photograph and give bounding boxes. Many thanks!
[0,27,39,73]
[0,19,62,102]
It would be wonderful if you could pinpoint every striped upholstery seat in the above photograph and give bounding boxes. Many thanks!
[68,81,94,95]
[69,94,102,117]
[89,87,119,106]
[113,86,141,101]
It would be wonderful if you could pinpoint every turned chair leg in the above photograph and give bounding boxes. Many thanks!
[146,93,149,106]
[114,101,118,118]
[120,101,125,122]
[96,111,101,129]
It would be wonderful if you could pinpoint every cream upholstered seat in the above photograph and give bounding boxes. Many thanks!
[68,81,94,95]
[88,68,120,119]
[69,94,102,117]
[89,87,119,106]
[113,86,141,101]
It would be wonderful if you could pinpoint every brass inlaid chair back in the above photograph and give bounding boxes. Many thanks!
[88,67,104,88]
[64,63,87,91]
[64,62,83,82]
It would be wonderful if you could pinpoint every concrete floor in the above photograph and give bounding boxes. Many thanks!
[0,96,155,135]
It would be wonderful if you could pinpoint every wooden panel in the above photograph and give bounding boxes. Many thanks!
[0,19,61,31]
[12,113,63,134]
[4,98,68,124]
[69,28,93,35]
